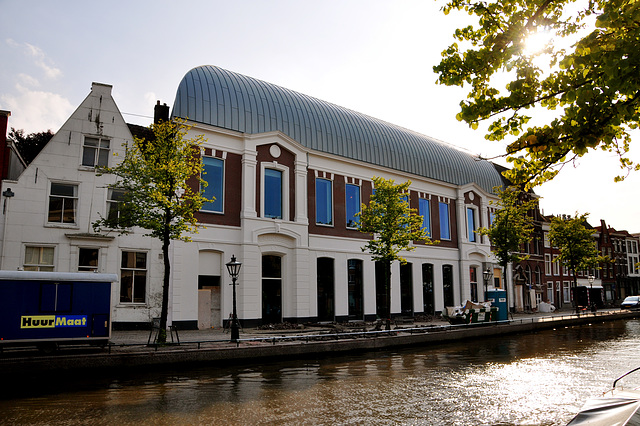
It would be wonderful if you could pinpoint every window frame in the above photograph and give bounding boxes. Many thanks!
[419,198,431,238]
[345,183,361,229]
[78,247,99,272]
[201,156,225,213]
[119,250,148,304]
[261,163,289,220]
[47,182,78,225]
[439,201,451,240]
[466,206,477,242]
[81,136,110,168]
[315,177,333,226]
[24,245,55,271]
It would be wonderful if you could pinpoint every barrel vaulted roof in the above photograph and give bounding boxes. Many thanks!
[172,65,504,193]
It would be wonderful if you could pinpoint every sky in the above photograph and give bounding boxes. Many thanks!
[1,0,638,232]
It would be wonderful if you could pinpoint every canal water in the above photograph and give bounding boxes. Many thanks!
[3,319,640,425]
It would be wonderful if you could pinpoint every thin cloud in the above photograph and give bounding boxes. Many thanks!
[24,42,62,79]
[1,85,73,133]
[6,39,62,80]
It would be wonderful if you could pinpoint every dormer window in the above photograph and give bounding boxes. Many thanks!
[82,136,110,167]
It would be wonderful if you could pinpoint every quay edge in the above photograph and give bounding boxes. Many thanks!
[2,311,639,379]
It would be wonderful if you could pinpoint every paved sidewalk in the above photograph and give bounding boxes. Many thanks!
[110,308,616,346]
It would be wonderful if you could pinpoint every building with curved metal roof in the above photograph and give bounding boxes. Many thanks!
[172,65,504,193]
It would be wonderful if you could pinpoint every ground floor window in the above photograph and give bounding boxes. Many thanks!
[348,259,364,320]
[120,251,147,303]
[422,263,434,315]
[317,257,334,321]
[24,246,54,271]
[262,255,282,324]
[443,265,454,307]
[78,247,99,272]
[563,281,571,304]
[400,263,413,315]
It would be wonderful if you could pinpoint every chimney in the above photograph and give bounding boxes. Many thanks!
[0,110,11,180]
[154,101,169,124]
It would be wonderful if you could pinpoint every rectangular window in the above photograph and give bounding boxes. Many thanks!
[315,178,333,225]
[466,207,476,242]
[553,255,560,276]
[120,251,147,304]
[201,157,224,213]
[78,247,99,272]
[48,183,77,224]
[545,254,552,276]
[419,198,431,237]
[563,281,571,303]
[439,202,450,240]
[345,184,361,228]
[24,246,54,271]
[544,232,550,248]
[82,136,110,167]
[264,168,283,219]
[107,188,127,226]
[547,282,554,304]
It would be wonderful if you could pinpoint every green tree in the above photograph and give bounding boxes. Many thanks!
[93,119,209,343]
[434,0,640,188]
[357,177,436,330]
[477,186,537,313]
[8,128,54,164]
[548,213,602,313]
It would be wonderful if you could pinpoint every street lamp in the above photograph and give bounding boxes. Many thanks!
[226,254,242,342]
[588,274,596,313]
[483,268,494,297]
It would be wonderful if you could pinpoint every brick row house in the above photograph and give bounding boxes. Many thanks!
[0,67,636,329]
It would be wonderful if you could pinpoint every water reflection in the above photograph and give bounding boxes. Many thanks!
[3,320,640,425]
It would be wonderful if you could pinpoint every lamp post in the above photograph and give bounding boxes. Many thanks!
[483,268,493,300]
[226,254,242,342]
[588,274,596,313]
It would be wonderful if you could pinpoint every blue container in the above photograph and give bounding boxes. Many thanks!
[0,271,117,349]
[485,290,508,321]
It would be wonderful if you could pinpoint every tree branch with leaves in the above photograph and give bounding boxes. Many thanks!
[435,0,640,188]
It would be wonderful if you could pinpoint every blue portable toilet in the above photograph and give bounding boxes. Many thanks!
[485,290,508,321]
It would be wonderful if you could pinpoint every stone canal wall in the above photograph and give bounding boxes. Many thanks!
[2,310,639,377]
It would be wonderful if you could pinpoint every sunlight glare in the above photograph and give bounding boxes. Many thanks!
[523,29,553,56]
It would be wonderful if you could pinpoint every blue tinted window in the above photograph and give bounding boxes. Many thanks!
[201,157,224,213]
[439,202,450,240]
[467,207,476,242]
[315,178,333,225]
[345,184,360,228]
[264,169,283,219]
[419,198,431,237]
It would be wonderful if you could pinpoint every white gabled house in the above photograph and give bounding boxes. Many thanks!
[0,83,167,329]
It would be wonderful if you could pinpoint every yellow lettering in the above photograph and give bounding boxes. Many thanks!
[20,315,55,329]
[55,316,67,326]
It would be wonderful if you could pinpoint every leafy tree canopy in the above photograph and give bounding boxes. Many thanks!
[548,212,603,274]
[358,176,435,263]
[478,186,537,269]
[93,119,208,241]
[8,127,54,164]
[435,0,640,188]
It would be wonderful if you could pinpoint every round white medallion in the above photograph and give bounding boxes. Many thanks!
[270,144,281,158]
